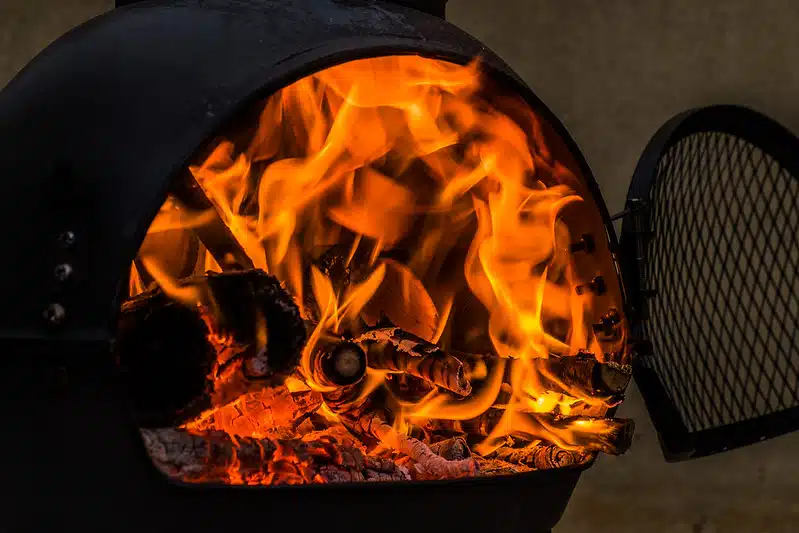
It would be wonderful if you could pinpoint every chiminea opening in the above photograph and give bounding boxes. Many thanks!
[116,55,633,486]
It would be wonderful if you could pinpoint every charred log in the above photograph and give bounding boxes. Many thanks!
[309,340,368,387]
[460,350,630,404]
[116,270,306,427]
[140,427,410,484]
[185,386,323,438]
[356,327,472,396]
[489,443,586,469]
[429,437,471,461]
[430,410,635,456]
[532,352,631,400]
[319,372,478,478]
[303,246,439,341]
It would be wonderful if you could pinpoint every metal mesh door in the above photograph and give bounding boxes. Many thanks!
[621,105,799,461]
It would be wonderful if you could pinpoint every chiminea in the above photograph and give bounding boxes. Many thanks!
[1,1,797,532]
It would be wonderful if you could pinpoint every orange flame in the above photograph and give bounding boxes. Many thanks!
[131,55,627,476]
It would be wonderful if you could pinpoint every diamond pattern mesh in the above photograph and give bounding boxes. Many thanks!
[640,131,799,433]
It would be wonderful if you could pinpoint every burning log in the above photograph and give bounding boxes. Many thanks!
[396,433,478,480]
[309,340,368,387]
[305,246,439,341]
[116,270,306,427]
[320,373,479,479]
[356,327,472,396]
[184,386,323,438]
[428,407,505,438]
[488,443,586,470]
[430,410,635,456]
[459,350,629,405]
[429,437,471,461]
[171,172,255,270]
[528,414,635,456]
[140,427,411,484]
[531,352,631,401]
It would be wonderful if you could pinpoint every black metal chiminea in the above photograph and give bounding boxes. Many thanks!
[0,1,797,532]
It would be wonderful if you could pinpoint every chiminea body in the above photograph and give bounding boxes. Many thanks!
[0,1,624,532]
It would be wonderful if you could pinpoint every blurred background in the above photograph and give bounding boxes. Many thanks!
[2,1,798,531]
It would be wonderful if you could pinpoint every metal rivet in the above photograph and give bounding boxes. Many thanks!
[592,308,621,336]
[569,234,596,254]
[54,263,73,282]
[57,230,76,249]
[43,303,66,325]
[576,276,607,296]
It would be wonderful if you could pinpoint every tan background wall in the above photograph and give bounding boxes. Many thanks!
[2,1,798,531]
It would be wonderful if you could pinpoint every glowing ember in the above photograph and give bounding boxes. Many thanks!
[126,54,632,485]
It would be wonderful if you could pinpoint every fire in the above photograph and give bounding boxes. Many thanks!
[129,54,630,484]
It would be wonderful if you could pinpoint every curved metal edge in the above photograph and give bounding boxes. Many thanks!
[620,104,799,461]
[111,34,601,514]
[115,0,450,17]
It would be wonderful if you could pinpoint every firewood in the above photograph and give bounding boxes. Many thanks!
[531,352,631,400]
[428,407,505,438]
[170,175,255,270]
[319,377,479,478]
[320,374,375,420]
[430,410,635,456]
[512,413,635,456]
[304,246,439,341]
[429,437,471,461]
[140,427,411,484]
[488,443,587,469]
[370,421,478,480]
[309,340,368,387]
[474,457,530,476]
[461,350,629,403]
[116,270,306,428]
[355,327,472,396]
[183,386,323,437]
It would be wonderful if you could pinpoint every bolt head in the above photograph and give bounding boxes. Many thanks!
[57,231,76,248]
[43,303,66,326]
[54,263,73,282]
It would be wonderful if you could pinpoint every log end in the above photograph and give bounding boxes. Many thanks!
[605,418,636,456]
[452,365,473,397]
[594,361,633,395]
[315,342,368,386]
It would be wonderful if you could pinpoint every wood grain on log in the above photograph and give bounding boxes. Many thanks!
[489,443,586,469]
[356,327,472,396]
[531,352,631,400]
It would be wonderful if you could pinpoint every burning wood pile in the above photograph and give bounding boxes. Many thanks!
[119,55,634,485]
